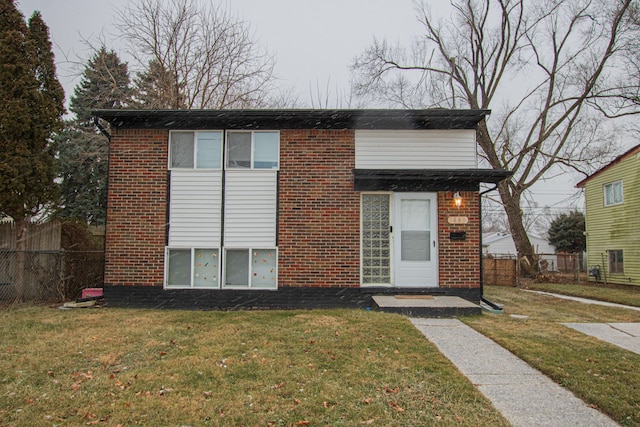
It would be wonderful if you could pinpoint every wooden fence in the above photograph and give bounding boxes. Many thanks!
[483,255,517,286]
[0,220,61,250]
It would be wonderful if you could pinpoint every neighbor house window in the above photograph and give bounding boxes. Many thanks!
[608,250,623,274]
[226,131,279,169]
[166,248,220,288]
[604,180,623,206]
[169,131,222,169]
[224,248,277,288]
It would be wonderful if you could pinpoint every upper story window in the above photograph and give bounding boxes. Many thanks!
[604,180,623,206]
[226,131,279,170]
[169,131,223,169]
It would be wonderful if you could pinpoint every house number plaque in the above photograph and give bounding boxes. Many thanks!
[447,216,469,225]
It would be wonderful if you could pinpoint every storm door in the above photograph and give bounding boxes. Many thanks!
[393,193,438,287]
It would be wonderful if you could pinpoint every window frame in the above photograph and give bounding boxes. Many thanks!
[168,130,223,170]
[603,180,623,207]
[165,247,221,289]
[225,130,280,170]
[608,249,624,275]
[222,247,278,289]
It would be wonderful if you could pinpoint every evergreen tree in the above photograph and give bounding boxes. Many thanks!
[56,47,130,224]
[70,46,131,126]
[0,2,64,223]
[0,1,65,299]
[548,211,586,254]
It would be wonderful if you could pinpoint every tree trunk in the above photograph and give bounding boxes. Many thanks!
[14,218,27,302]
[498,182,538,278]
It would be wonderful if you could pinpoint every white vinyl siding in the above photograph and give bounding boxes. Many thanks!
[168,170,222,247]
[224,170,277,247]
[355,129,477,169]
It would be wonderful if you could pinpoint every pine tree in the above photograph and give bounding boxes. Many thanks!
[56,47,130,224]
[70,46,131,126]
[548,211,586,254]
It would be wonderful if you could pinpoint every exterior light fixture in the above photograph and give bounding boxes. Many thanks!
[453,192,462,208]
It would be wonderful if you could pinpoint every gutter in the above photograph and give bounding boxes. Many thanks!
[478,183,504,313]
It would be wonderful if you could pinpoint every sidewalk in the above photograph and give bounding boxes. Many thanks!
[523,290,640,312]
[410,318,619,427]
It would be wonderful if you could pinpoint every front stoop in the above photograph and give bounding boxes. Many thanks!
[372,295,481,318]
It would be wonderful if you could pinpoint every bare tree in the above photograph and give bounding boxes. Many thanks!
[116,0,276,109]
[352,0,638,275]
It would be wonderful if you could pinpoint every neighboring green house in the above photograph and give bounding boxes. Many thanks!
[576,144,640,286]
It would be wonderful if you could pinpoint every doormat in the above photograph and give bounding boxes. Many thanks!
[394,295,434,300]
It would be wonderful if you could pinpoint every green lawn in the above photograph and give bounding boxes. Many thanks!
[0,307,508,426]
[465,285,640,426]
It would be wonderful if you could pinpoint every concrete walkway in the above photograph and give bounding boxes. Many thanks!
[524,290,640,312]
[410,318,618,427]
[563,323,640,355]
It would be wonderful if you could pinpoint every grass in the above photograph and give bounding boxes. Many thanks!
[465,285,640,426]
[0,307,509,426]
[522,281,640,307]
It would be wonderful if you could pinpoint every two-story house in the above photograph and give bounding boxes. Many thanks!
[94,109,510,309]
[576,144,640,285]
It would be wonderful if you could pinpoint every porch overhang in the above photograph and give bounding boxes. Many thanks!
[353,169,512,192]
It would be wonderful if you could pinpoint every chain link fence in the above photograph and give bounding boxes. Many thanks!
[0,249,103,306]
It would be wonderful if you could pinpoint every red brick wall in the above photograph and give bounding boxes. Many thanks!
[104,126,481,290]
[437,191,481,288]
[278,130,360,287]
[105,129,169,287]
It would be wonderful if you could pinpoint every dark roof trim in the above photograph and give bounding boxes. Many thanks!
[575,143,640,188]
[93,109,491,130]
[353,169,512,192]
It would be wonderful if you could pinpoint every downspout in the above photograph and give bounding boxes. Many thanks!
[478,184,504,313]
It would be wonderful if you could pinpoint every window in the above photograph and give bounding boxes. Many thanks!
[608,250,624,274]
[224,248,277,288]
[169,131,222,169]
[166,248,220,288]
[604,181,623,206]
[226,131,279,169]
[361,194,391,285]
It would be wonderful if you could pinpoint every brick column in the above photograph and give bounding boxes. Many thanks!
[104,129,169,287]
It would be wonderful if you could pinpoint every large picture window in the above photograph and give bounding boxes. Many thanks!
[226,131,279,169]
[604,181,623,206]
[169,131,222,169]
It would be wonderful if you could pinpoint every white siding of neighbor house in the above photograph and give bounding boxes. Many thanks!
[224,170,277,247]
[168,170,222,247]
[355,129,477,169]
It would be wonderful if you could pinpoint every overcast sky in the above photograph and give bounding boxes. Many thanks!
[16,0,421,107]
[15,0,586,220]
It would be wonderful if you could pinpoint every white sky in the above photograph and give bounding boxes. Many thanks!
[15,0,586,220]
[16,0,421,107]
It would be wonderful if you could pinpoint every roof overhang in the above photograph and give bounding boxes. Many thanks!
[93,109,491,130]
[353,169,512,192]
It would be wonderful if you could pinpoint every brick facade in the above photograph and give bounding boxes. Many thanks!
[104,128,482,290]
[278,130,361,287]
[104,129,169,287]
[437,191,481,288]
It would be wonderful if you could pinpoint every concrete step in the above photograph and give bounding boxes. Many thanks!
[373,295,481,318]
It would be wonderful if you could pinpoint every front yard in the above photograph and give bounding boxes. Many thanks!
[466,285,640,426]
[0,307,507,426]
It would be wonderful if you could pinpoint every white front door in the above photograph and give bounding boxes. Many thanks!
[393,193,438,287]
